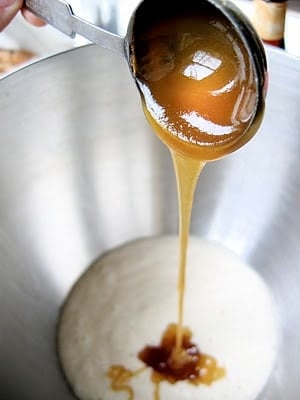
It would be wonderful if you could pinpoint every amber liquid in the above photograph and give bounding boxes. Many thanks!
[171,152,204,349]
[108,3,263,399]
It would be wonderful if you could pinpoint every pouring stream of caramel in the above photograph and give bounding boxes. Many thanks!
[108,2,262,398]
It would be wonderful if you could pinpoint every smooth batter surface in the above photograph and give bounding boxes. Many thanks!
[58,236,278,400]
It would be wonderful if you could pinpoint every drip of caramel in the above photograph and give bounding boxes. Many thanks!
[171,152,205,349]
[139,324,225,385]
[108,324,225,400]
[107,365,146,400]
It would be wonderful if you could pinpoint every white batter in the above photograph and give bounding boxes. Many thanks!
[58,235,278,400]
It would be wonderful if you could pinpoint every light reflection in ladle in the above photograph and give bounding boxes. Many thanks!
[181,111,237,137]
[183,51,222,81]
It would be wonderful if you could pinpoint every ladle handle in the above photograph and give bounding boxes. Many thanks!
[24,0,125,56]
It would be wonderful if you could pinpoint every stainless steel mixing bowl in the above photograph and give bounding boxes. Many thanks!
[0,44,300,400]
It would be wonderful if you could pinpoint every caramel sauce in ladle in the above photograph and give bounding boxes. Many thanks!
[108,2,264,398]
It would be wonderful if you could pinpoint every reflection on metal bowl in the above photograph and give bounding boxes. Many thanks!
[0,44,300,399]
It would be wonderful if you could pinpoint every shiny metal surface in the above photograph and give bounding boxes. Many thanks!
[0,45,300,399]
[24,0,124,54]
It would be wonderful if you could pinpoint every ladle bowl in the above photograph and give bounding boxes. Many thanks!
[0,43,300,399]
[25,0,267,151]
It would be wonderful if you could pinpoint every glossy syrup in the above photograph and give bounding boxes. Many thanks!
[108,3,261,399]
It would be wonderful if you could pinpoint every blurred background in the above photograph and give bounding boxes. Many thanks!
[0,0,299,75]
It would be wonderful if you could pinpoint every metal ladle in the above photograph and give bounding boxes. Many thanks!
[25,0,267,148]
